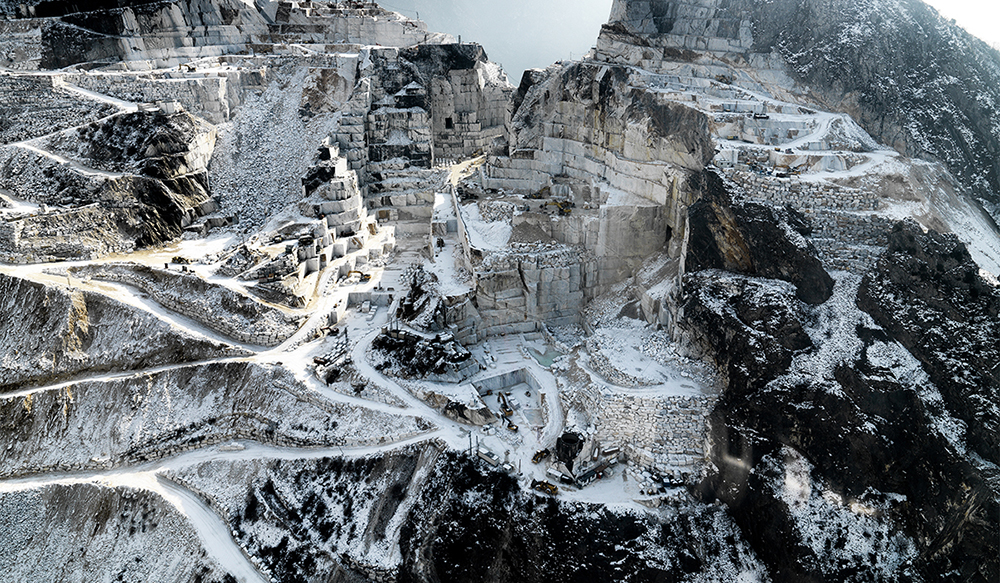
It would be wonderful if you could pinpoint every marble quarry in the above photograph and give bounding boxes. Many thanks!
[1,1,998,581]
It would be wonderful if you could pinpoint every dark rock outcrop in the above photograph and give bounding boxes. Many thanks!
[166,449,767,583]
[1,1,168,18]
[511,68,550,119]
[857,220,1000,463]
[682,221,1000,581]
[681,272,810,393]
[685,170,835,304]
[399,452,766,583]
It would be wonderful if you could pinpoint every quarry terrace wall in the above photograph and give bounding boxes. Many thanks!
[269,0,453,48]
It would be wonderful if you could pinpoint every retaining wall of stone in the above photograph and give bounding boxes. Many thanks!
[725,169,879,211]
[594,391,716,472]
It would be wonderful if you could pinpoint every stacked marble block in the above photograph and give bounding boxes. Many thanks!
[295,223,335,276]
[334,85,371,181]
[726,170,879,211]
[298,141,371,260]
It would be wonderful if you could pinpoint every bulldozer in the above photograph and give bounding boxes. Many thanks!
[531,480,558,495]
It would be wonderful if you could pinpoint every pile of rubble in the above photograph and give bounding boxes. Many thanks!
[585,337,647,388]
[397,264,445,329]
[371,327,473,379]
[476,200,516,222]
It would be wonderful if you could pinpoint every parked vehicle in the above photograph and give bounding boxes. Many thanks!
[477,447,499,467]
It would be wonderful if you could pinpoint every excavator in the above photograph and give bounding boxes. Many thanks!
[498,392,514,417]
[546,200,573,216]
[347,270,371,283]
[527,186,551,200]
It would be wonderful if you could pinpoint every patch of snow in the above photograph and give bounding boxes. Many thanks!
[459,202,511,251]
[866,339,969,455]
[785,273,871,387]
[774,447,918,578]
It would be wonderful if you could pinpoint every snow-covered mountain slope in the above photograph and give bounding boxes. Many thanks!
[0,271,246,390]
[603,0,1000,218]
[0,1,997,582]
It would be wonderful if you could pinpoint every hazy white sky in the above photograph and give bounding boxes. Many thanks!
[383,0,614,79]
[923,0,1000,48]
[384,0,997,79]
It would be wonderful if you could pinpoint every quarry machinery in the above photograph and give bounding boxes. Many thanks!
[531,480,558,495]
[498,392,514,417]
[546,200,573,215]
[532,449,551,464]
